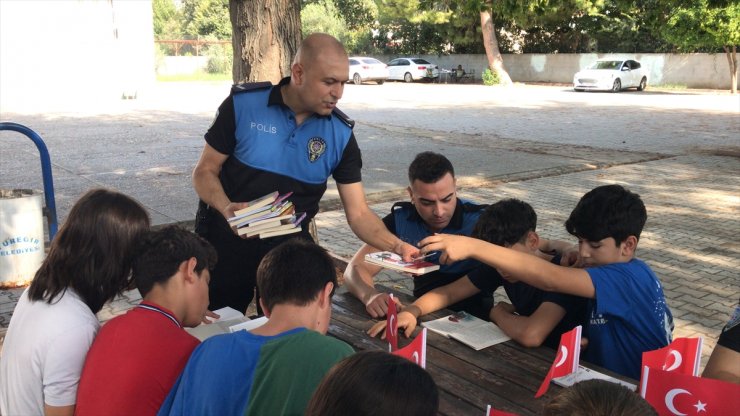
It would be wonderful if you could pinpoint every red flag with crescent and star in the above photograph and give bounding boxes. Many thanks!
[641,337,703,383]
[640,366,740,415]
[535,325,582,398]
[392,327,427,368]
[486,404,519,416]
[386,293,398,352]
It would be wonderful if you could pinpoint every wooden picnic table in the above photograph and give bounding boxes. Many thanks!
[328,284,635,416]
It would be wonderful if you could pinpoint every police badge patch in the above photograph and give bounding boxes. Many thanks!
[307,137,326,162]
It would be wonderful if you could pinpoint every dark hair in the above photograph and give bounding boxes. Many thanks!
[132,226,217,297]
[565,184,646,245]
[472,198,536,247]
[256,239,336,312]
[408,151,455,184]
[28,189,150,313]
[305,350,439,416]
[543,379,657,416]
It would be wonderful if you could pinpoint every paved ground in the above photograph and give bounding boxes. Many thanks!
[1,82,738,370]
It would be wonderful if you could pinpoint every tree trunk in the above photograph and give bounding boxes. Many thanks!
[480,9,512,85]
[229,0,301,84]
[723,45,737,94]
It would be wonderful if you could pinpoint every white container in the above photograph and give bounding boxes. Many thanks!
[0,189,45,288]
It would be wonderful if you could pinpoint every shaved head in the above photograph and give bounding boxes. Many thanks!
[294,33,348,66]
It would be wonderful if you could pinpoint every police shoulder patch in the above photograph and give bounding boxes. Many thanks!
[332,107,355,128]
[231,81,273,95]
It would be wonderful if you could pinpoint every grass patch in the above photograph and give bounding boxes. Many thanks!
[157,72,231,82]
[653,83,688,90]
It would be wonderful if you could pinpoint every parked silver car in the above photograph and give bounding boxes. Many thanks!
[573,59,648,92]
[387,57,439,82]
[348,57,389,85]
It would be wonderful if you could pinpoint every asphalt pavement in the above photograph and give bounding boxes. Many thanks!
[1,81,738,369]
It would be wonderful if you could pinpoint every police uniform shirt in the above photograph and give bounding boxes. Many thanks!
[383,199,486,296]
[205,77,362,229]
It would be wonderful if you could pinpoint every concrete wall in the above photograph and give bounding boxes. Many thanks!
[0,0,155,110]
[157,56,209,76]
[375,53,735,90]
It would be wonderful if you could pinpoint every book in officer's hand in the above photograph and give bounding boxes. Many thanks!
[236,205,295,237]
[257,212,307,239]
[228,192,293,227]
[363,251,440,275]
[421,311,511,351]
[231,191,279,217]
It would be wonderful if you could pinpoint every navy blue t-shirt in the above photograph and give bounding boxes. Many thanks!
[467,255,588,349]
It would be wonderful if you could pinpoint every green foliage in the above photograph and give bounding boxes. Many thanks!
[302,0,348,43]
[657,0,740,51]
[152,0,182,39]
[481,68,500,85]
[204,35,232,74]
[181,0,231,39]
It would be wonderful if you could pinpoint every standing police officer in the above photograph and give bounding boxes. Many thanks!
[192,33,418,312]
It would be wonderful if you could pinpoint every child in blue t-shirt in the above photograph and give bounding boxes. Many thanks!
[420,185,674,379]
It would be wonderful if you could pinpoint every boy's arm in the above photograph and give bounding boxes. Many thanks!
[491,301,566,348]
[344,243,389,318]
[367,276,481,338]
[420,234,596,298]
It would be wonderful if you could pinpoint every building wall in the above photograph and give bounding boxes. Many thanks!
[0,0,155,111]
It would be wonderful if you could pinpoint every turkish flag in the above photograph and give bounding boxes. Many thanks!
[486,405,519,416]
[392,327,427,368]
[640,366,740,415]
[641,337,703,381]
[535,325,582,398]
[386,293,398,352]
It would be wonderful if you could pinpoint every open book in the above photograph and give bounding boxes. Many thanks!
[422,311,511,351]
[364,251,440,275]
[553,365,637,391]
[185,307,268,341]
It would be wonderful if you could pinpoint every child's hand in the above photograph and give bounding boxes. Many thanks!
[367,311,418,339]
[418,234,475,264]
[364,293,402,319]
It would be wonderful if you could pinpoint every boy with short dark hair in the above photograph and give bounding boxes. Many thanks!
[421,185,674,379]
[369,199,587,350]
[158,239,354,416]
[76,226,217,415]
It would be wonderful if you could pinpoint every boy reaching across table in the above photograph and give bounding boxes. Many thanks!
[368,198,588,350]
[420,185,674,379]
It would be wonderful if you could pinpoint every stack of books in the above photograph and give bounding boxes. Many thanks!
[227,191,307,239]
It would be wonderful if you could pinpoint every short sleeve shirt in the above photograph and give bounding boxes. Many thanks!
[382,199,486,296]
[205,77,362,223]
[585,259,674,379]
[468,255,588,349]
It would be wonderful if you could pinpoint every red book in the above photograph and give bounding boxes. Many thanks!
[640,366,740,415]
[392,328,427,368]
[535,325,582,398]
[386,293,399,352]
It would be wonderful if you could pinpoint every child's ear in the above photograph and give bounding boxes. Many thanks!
[621,236,638,256]
[406,186,414,202]
[318,282,334,309]
[183,257,198,284]
[259,298,271,318]
[527,231,540,251]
